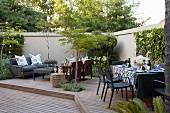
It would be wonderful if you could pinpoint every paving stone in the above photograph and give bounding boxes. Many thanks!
[0,88,80,113]
[0,76,153,113]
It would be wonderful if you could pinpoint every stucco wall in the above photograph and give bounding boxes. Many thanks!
[23,32,72,65]
[22,22,164,65]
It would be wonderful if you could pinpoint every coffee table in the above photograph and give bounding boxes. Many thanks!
[33,67,53,80]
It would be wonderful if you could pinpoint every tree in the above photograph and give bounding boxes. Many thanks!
[54,0,144,32]
[59,29,117,82]
[0,0,45,32]
[19,0,55,31]
[164,0,170,112]
[87,31,117,66]
[21,0,55,59]
[59,29,93,83]
[0,22,21,74]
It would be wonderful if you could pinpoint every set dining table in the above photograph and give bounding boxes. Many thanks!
[110,65,165,99]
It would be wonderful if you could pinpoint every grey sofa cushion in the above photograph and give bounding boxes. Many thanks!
[22,65,38,72]
[10,58,18,65]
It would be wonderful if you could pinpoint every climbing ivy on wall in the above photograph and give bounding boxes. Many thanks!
[133,28,164,63]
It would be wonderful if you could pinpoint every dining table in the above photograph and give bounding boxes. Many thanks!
[111,65,165,100]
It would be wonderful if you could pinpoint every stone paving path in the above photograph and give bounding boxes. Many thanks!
[0,87,81,113]
[0,76,152,113]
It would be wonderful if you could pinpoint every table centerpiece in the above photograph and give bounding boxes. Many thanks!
[132,55,149,69]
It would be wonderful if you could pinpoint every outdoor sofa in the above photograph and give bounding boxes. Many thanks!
[9,57,47,79]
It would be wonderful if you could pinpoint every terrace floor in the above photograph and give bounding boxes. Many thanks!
[0,75,153,113]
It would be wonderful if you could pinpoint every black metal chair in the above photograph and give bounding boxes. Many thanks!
[103,69,134,107]
[153,80,165,100]
[96,66,121,100]
[96,66,107,100]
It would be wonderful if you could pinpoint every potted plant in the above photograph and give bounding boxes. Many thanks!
[43,59,58,67]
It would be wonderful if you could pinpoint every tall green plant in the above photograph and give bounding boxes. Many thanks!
[134,28,164,63]
[0,59,12,80]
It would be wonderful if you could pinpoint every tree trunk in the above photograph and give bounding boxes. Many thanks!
[164,0,170,112]
[0,45,4,69]
[75,52,79,83]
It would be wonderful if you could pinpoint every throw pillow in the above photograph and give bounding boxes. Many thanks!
[81,56,89,61]
[15,55,28,66]
[65,57,76,66]
[29,54,42,65]
[81,56,89,64]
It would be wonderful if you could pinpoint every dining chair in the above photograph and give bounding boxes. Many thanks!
[153,80,165,100]
[96,66,106,100]
[103,69,134,107]
[82,60,93,80]
[62,61,83,81]
[96,66,122,100]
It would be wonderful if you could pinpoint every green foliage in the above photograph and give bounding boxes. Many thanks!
[59,29,96,54]
[133,28,164,63]
[111,97,165,113]
[0,33,24,58]
[112,98,149,113]
[54,0,144,32]
[0,0,46,32]
[43,59,58,65]
[0,59,12,80]
[153,96,165,113]
[88,33,118,66]
[63,83,85,92]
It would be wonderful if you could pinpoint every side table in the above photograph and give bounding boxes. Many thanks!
[50,73,65,88]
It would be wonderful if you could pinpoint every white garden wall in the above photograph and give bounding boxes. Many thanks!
[23,32,73,65]
[22,22,164,65]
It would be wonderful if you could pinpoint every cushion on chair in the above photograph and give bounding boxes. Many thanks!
[15,55,28,66]
[154,88,165,96]
[65,57,76,66]
[81,56,90,63]
[10,58,18,65]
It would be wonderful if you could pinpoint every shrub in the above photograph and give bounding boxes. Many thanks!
[63,83,85,92]
[153,96,165,113]
[111,97,164,113]
[0,59,12,80]
[134,28,164,63]
[43,59,58,65]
